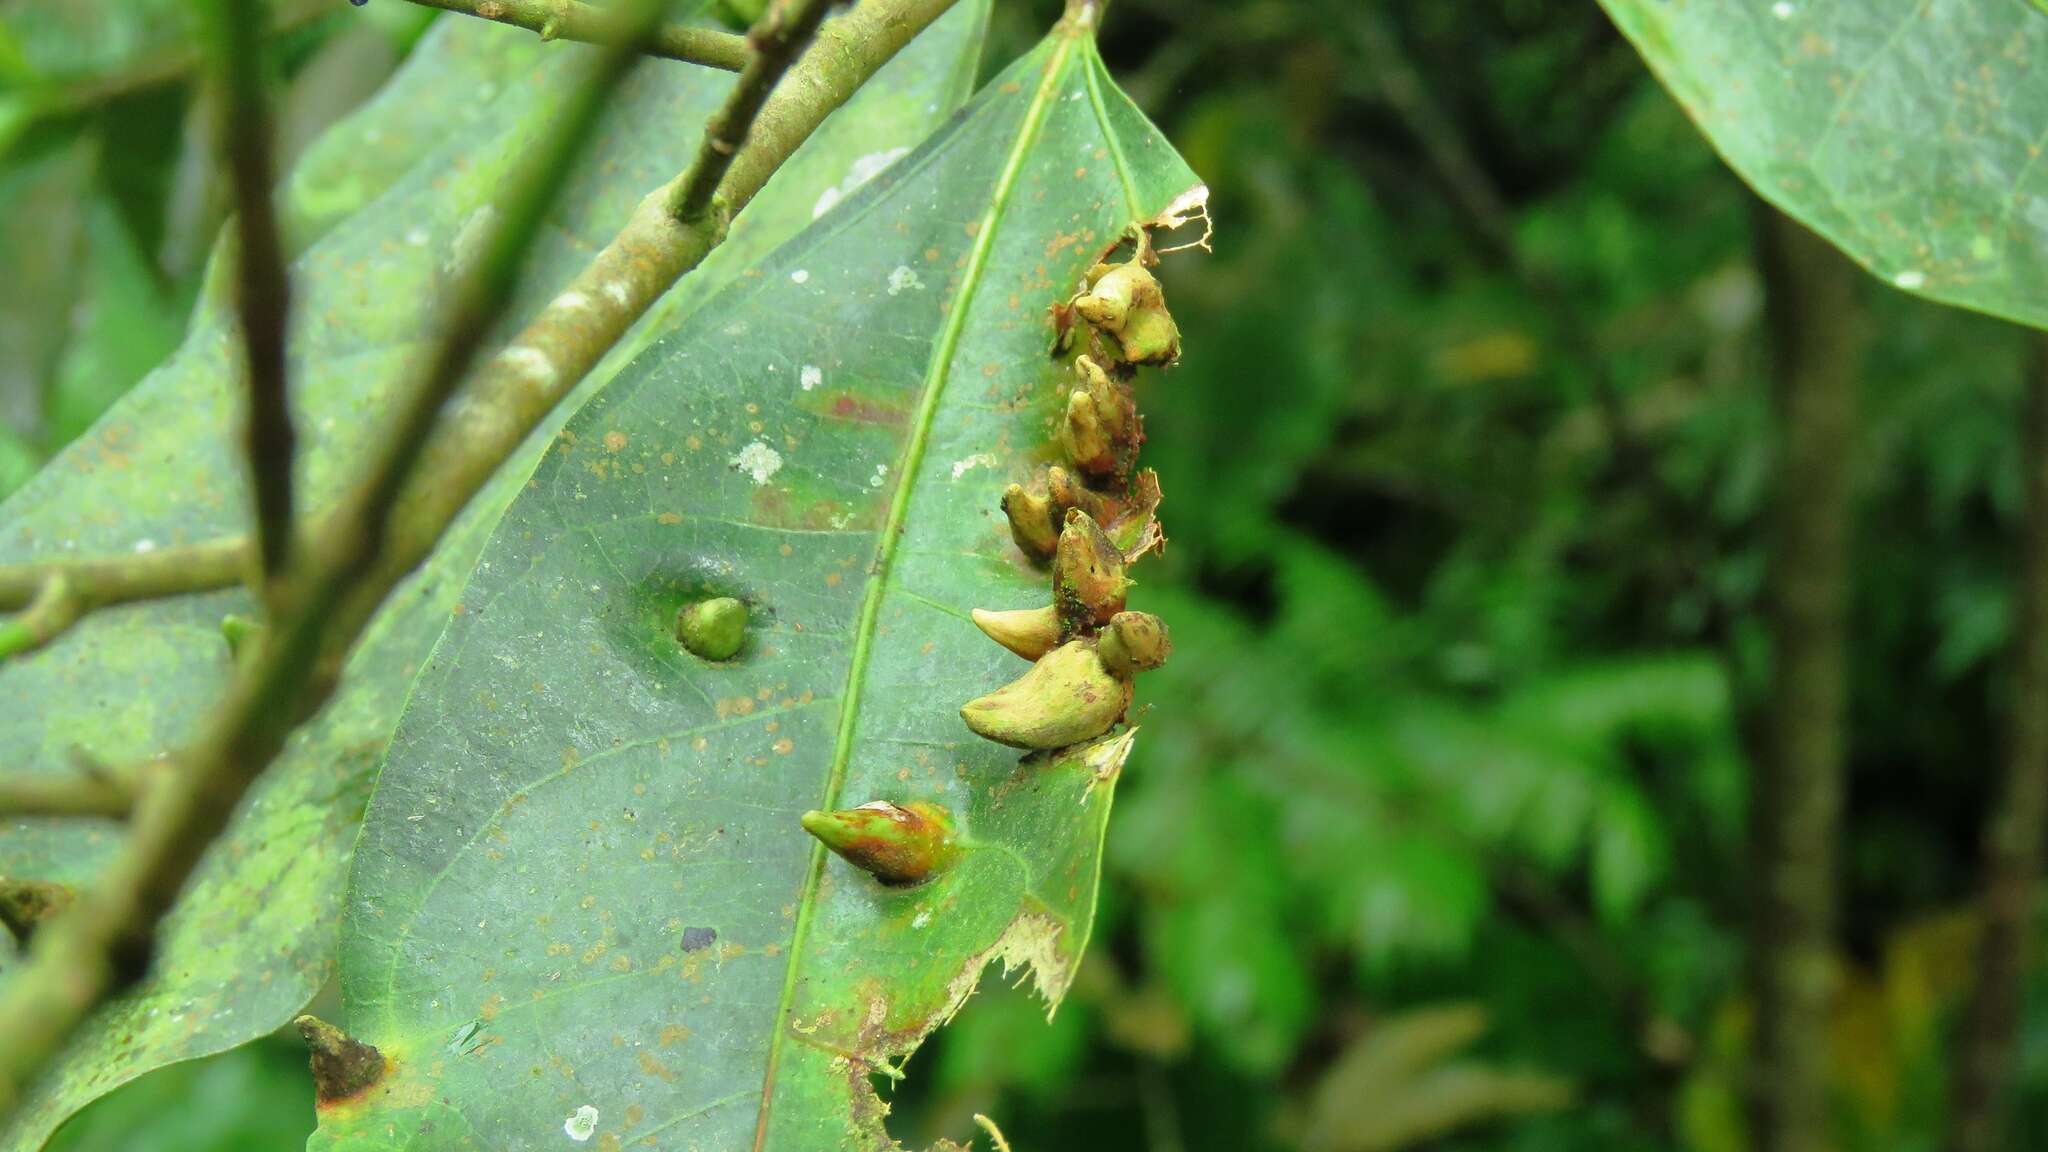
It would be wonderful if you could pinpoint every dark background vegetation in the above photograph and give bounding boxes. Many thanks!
[6,0,2042,1148]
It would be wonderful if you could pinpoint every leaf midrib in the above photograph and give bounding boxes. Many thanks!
[746,27,1085,1150]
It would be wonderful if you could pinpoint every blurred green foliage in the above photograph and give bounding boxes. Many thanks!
[45,1037,312,1152]
[7,0,2048,1149]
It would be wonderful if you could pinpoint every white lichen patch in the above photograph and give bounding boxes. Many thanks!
[445,204,498,275]
[564,1105,598,1142]
[790,269,811,284]
[800,365,823,391]
[912,908,933,929]
[603,280,631,307]
[811,146,912,220]
[1893,270,1927,290]
[950,452,997,480]
[499,346,558,387]
[552,290,592,312]
[887,265,923,296]
[731,440,784,486]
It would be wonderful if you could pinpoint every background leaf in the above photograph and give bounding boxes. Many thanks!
[0,8,987,1148]
[1595,0,2048,326]
[315,26,1202,1151]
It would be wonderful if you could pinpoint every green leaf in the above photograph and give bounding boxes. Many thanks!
[1137,772,1314,1076]
[0,10,988,1148]
[316,25,1202,1151]
[1596,0,2048,326]
[44,1039,314,1152]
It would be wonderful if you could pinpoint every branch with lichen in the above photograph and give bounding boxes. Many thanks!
[0,0,957,1115]
[399,0,750,70]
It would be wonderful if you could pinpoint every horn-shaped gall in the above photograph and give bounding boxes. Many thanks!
[960,640,1131,750]
[971,605,1061,661]
[801,800,960,886]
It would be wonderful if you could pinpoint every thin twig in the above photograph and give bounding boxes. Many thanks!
[973,1113,1015,1152]
[0,0,959,1114]
[666,0,835,219]
[398,0,750,70]
[0,542,245,664]
[0,541,246,614]
[0,578,82,665]
[0,760,142,822]
[203,0,297,597]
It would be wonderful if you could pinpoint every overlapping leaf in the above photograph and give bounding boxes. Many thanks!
[0,8,987,1147]
[1597,0,2048,326]
[314,21,1202,1151]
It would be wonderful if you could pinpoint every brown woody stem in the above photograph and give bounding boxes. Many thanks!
[203,0,298,599]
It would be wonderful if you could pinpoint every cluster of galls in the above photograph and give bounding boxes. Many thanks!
[805,229,1179,889]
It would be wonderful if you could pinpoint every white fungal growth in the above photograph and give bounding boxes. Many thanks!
[887,265,923,296]
[912,908,933,929]
[950,452,997,480]
[731,440,784,485]
[869,463,889,489]
[499,346,558,386]
[800,365,823,391]
[811,146,913,220]
[790,269,811,284]
[564,1105,598,1142]
[1893,270,1927,290]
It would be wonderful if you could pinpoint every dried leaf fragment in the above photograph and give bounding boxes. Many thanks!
[295,1014,385,1104]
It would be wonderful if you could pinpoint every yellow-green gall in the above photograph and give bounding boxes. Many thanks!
[1001,483,1060,560]
[1046,465,1118,528]
[1062,391,1119,478]
[1072,255,1180,366]
[1095,611,1171,676]
[219,614,262,661]
[801,800,960,885]
[1053,510,1131,630]
[960,639,1130,750]
[971,604,1062,661]
[676,597,747,661]
[1061,356,1137,478]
